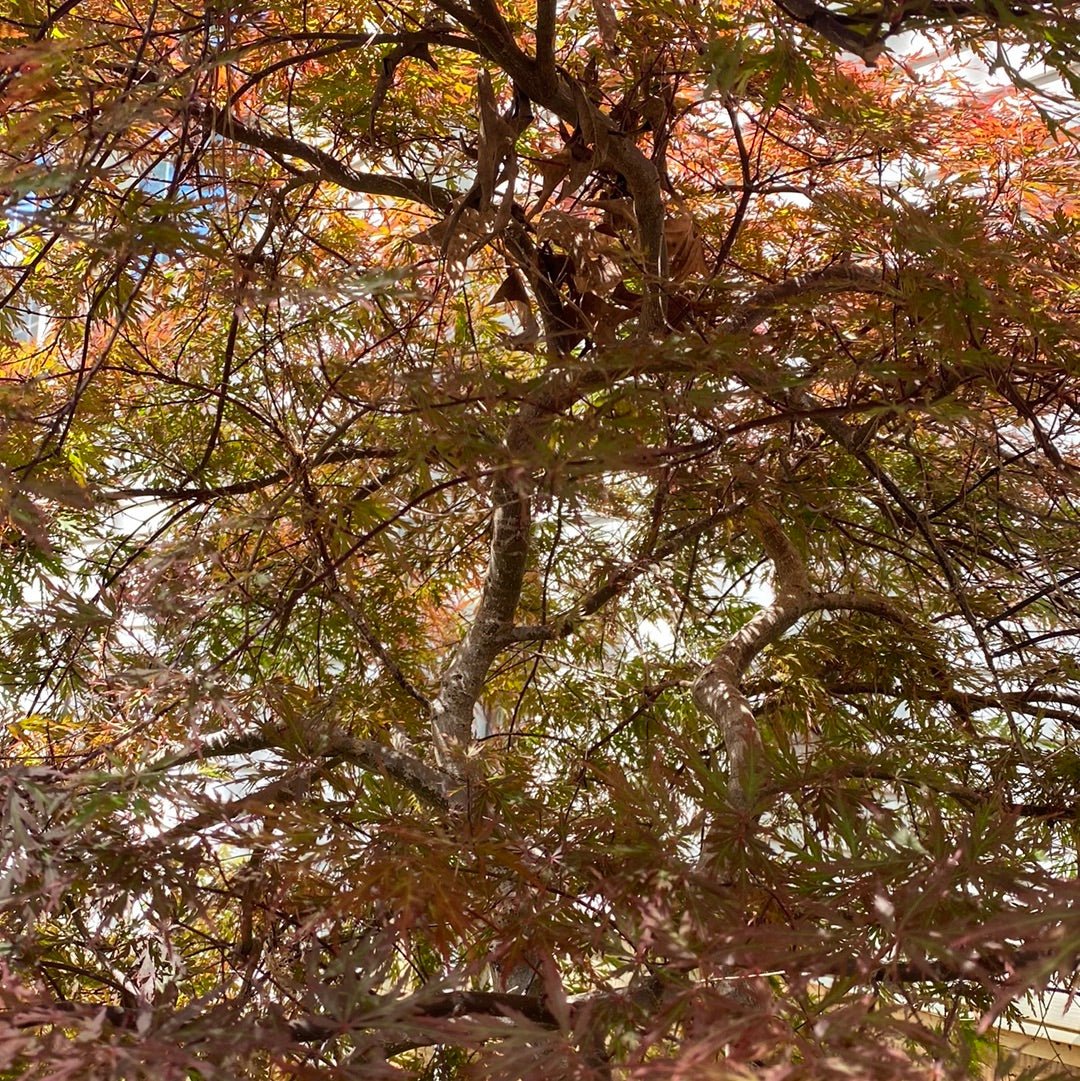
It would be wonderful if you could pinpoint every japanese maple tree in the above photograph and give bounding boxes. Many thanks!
[3,0,1080,1077]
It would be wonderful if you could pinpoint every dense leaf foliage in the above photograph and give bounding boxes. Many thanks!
[4,0,1080,1076]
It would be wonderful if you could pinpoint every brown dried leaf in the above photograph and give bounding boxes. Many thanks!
[581,291,636,344]
[539,210,625,296]
[558,152,594,202]
[574,252,624,296]
[572,80,609,163]
[476,69,503,212]
[411,207,484,274]
[491,270,530,305]
[529,150,571,218]
[537,208,592,254]
[665,212,708,281]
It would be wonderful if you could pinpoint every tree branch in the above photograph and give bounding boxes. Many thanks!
[97,447,401,503]
[773,0,887,64]
[509,505,742,642]
[799,761,1080,822]
[7,949,1060,1054]
[692,508,919,811]
[535,0,556,85]
[721,263,895,335]
[157,730,453,811]
[794,679,1080,731]
[430,367,595,775]
[191,103,453,212]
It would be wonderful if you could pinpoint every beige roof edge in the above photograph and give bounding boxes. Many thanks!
[995,1026,1080,1069]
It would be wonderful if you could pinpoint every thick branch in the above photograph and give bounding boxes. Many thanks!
[431,470,531,771]
[773,0,886,63]
[722,263,895,335]
[431,367,595,774]
[535,0,556,84]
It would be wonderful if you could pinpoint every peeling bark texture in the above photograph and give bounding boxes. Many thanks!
[157,729,454,811]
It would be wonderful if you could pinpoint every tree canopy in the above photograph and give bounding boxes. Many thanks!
[4,0,1080,1077]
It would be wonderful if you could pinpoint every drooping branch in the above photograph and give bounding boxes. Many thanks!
[0,990,559,1047]
[783,679,1080,731]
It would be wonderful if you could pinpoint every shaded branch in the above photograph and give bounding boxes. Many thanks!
[772,0,1066,66]
[773,0,887,64]
[97,449,401,503]
[721,263,896,335]
[535,0,556,85]
[794,678,1080,730]
[7,948,1064,1053]
[804,761,1080,822]
[692,508,919,811]
[191,103,453,211]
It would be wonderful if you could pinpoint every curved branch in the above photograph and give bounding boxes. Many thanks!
[192,103,454,211]
[692,508,918,810]
[773,0,886,64]
[800,679,1080,730]
[431,367,594,774]
[721,263,896,335]
[226,31,482,107]
[509,504,742,642]
[157,730,453,811]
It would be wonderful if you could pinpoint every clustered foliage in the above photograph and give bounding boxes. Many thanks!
[3,0,1080,1077]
